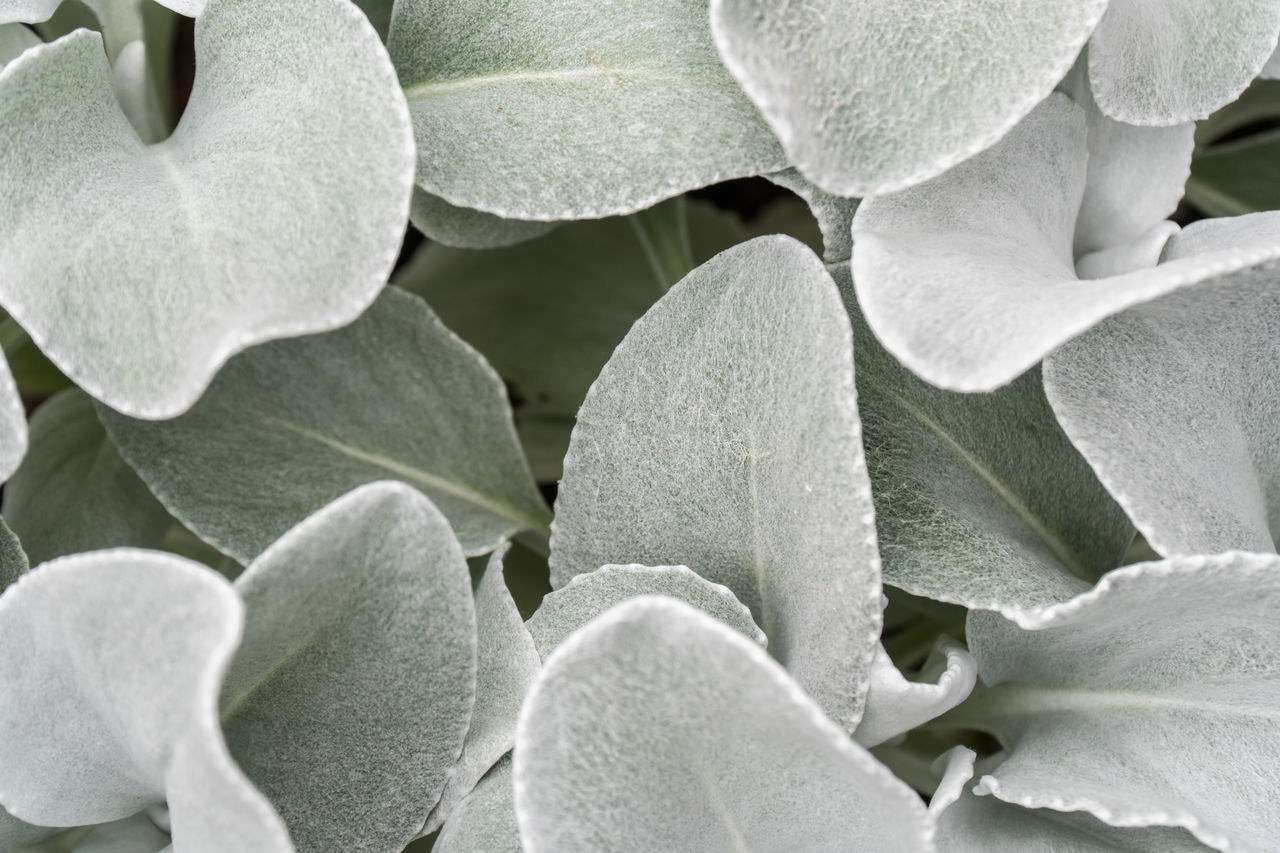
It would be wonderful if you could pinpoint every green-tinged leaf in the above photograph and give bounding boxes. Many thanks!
[852,93,1269,392]
[1188,130,1280,217]
[0,1,61,24]
[1044,235,1280,556]
[0,317,70,399]
[855,640,976,749]
[0,353,23,484]
[410,188,559,250]
[0,518,25,591]
[0,22,38,63]
[434,758,519,853]
[951,554,1280,852]
[387,0,786,220]
[3,389,169,564]
[351,0,391,39]
[74,814,170,853]
[395,199,747,482]
[527,564,765,659]
[0,805,56,852]
[1087,0,1280,125]
[764,169,858,263]
[0,550,291,851]
[852,297,1133,616]
[0,0,413,417]
[222,481,476,852]
[930,747,1210,852]
[100,287,549,563]
[710,0,1107,195]
[550,235,881,731]
[422,544,538,837]
[515,597,932,852]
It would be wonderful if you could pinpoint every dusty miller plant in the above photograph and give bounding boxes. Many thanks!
[0,0,1277,850]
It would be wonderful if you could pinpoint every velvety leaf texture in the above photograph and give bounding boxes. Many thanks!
[3,388,169,565]
[388,0,787,219]
[962,554,1280,852]
[514,597,933,852]
[0,353,24,485]
[0,518,26,591]
[222,481,477,852]
[409,188,559,250]
[711,0,1108,195]
[100,287,549,563]
[855,640,976,748]
[550,235,882,731]
[435,758,520,853]
[0,0,414,417]
[1044,230,1280,556]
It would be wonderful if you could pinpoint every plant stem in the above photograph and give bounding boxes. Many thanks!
[629,196,695,294]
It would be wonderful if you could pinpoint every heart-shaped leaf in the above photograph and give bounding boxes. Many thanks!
[3,388,169,564]
[1044,240,1280,556]
[387,0,786,220]
[100,287,549,563]
[550,235,881,731]
[0,0,413,417]
[527,564,765,659]
[710,0,1108,195]
[422,544,538,837]
[223,481,477,851]
[515,596,933,852]
[1087,0,1280,125]
[952,553,1280,851]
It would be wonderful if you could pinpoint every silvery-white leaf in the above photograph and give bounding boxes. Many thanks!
[1263,45,1280,78]
[0,805,56,852]
[0,0,413,417]
[1072,84,1194,258]
[855,640,976,749]
[710,0,1108,196]
[75,814,170,853]
[0,549,288,853]
[958,554,1280,852]
[396,201,746,482]
[0,353,23,485]
[222,482,477,852]
[0,2,59,24]
[422,544,538,837]
[0,22,38,63]
[527,564,765,659]
[1044,229,1280,556]
[853,93,1280,391]
[0,518,26,591]
[434,758,519,853]
[3,389,169,564]
[550,235,881,731]
[410,189,559,250]
[1087,0,1280,125]
[930,747,1210,852]
[764,169,858,263]
[100,287,549,563]
[388,0,786,220]
[514,597,932,852]
[852,298,1133,616]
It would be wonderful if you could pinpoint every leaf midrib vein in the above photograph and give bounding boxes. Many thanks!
[862,375,1091,580]
[975,683,1280,722]
[403,65,681,99]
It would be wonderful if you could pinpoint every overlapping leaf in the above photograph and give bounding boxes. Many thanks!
[856,641,976,748]
[101,287,549,563]
[387,0,786,220]
[0,0,413,417]
[515,597,933,852]
[550,235,881,731]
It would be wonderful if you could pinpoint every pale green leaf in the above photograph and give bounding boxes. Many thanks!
[0,22,38,63]
[1187,129,1280,217]
[0,805,56,852]
[853,93,1275,391]
[395,200,747,482]
[550,235,881,731]
[434,758,519,853]
[0,2,60,24]
[0,519,26,591]
[0,353,24,485]
[0,550,290,852]
[855,640,976,749]
[410,189,558,250]
[931,748,1210,852]
[350,0,391,39]
[75,814,170,853]
[422,544,538,837]
[100,287,549,563]
[1088,0,1280,125]
[852,298,1133,616]
[514,597,932,852]
[527,564,765,659]
[710,0,1108,195]
[764,169,858,263]
[1044,231,1280,556]
[3,389,169,565]
[0,0,413,417]
[222,481,476,852]
[956,554,1280,852]
[388,0,786,220]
